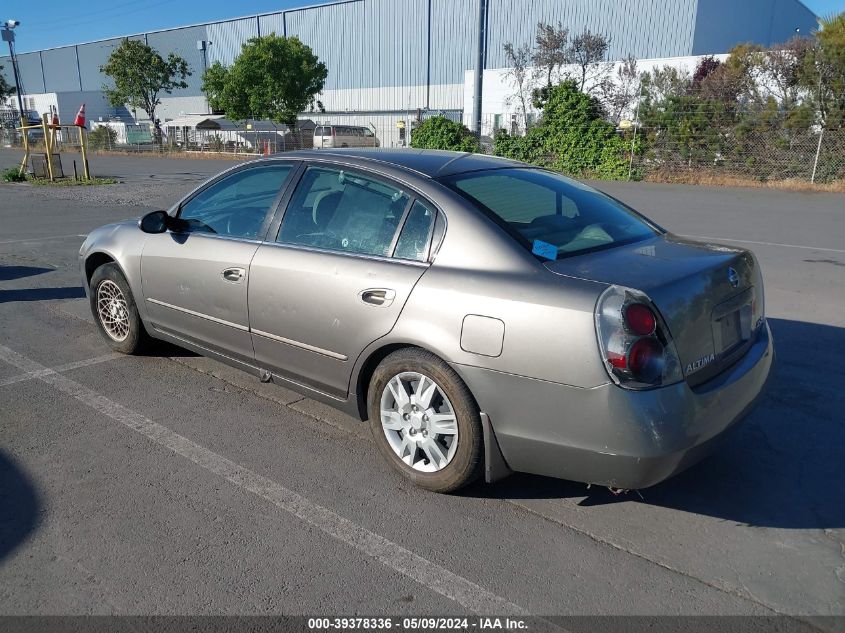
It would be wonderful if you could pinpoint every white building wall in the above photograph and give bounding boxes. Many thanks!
[463,54,730,136]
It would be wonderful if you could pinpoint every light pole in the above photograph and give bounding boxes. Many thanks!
[2,19,25,123]
[197,40,213,114]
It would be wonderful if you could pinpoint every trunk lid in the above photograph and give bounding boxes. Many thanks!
[545,234,764,386]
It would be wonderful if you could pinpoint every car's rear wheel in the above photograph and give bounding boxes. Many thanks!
[89,263,150,354]
[368,348,483,493]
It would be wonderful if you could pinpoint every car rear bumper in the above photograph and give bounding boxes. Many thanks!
[455,321,774,489]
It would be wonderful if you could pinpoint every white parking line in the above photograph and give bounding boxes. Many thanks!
[680,234,845,254]
[0,343,538,620]
[0,353,123,387]
[0,234,88,245]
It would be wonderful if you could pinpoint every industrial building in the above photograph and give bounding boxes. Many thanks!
[2,0,818,148]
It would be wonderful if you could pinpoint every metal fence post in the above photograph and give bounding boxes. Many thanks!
[628,95,641,181]
[811,127,824,184]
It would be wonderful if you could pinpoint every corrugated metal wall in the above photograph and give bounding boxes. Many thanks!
[207,18,259,67]
[3,0,819,118]
[147,26,208,97]
[692,0,818,55]
[76,35,144,92]
[13,51,45,94]
[41,47,81,93]
[485,0,699,67]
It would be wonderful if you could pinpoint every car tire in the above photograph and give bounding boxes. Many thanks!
[89,263,151,354]
[368,348,483,493]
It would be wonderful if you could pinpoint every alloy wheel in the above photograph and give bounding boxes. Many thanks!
[380,371,459,472]
[96,280,130,342]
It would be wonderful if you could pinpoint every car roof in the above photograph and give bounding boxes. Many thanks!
[279,148,525,178]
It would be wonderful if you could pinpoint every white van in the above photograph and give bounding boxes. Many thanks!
[314,125,380,149]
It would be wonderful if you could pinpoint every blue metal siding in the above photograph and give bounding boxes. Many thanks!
[41,47,81,93]
[258,12,286,38]
[14,52,45,94]
[361,0,428,90]
[693,0,818,54]
[0,56,13,89]
[285,1,366,91]
[147,26,208,97]
[207,18,259,67]
[485,0,699,67]
[76,36,144,92]
[429,0,478,86]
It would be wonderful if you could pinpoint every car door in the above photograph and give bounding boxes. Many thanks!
[140,162,296,362]
[248,165,439,397]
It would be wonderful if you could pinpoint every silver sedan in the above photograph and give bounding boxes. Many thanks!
[79,149,774,493]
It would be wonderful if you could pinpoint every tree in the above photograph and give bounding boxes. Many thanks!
[640,65,691,104]
[201,61,229,114]
[801,12,845,128]
[100,38,190,123]
[503,42,533,129]
[201,34,327,125]
[567,30,612,94]
[495,81,632,179]
[690,55,721,91]
[601,55,639,125]
[0,64,14,101]
[410,116,479,153]
[532,21,569,88]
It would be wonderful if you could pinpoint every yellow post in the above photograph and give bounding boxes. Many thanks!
[41,113,55,182]
[78,125,90,180]
[18,112,29,177]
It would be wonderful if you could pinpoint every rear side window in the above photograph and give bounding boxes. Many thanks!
[441,168,657,260]
[394,200,436,262]
[277,167,409,257]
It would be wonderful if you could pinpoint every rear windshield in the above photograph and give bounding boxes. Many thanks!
[440,168,659,260]
[315,126,332,137]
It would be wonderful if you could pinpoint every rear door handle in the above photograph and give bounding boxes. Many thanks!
[222,267,245,283]
[360,288,396,307]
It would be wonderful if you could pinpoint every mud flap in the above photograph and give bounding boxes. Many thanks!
[480,412,513,484]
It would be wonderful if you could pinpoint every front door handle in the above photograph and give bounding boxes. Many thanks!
[360,288,396,307]
[222,267,245,283]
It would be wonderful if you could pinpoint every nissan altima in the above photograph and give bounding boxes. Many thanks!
[79,149,773,493]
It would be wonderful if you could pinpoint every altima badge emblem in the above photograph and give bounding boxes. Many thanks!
[687,353,716,374]
[727,267,740,288]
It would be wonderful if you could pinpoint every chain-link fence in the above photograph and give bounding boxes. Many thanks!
[472,112,844,185]
[630,125,845,184]
[3,107,843,186]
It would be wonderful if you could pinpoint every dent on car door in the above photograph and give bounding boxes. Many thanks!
[248,165,439,397]
[140,163,296,362]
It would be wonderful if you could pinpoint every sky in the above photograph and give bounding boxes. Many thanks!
[7,0,845,53]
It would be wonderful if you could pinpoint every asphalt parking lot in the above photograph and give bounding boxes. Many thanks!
[1,150,844,625]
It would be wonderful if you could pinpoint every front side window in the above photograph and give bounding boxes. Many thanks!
[440,168,658,260]
[277,167,410,257]
[178,164,293,239]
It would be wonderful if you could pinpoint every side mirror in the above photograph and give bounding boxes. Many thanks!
[139,210,169,234]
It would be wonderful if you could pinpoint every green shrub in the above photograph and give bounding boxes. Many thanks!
[88,125,118,150]
[410,116,479,153]
[2,167,25,182]
[494,81,633,179]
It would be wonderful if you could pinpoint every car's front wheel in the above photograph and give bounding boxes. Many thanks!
[368,348,483,493]
[89,263,150,354]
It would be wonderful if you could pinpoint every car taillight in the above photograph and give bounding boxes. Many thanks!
[624,303,656,335]
[595,286,683,390]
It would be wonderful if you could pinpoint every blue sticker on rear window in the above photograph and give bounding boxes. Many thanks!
[532,239,558,260]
